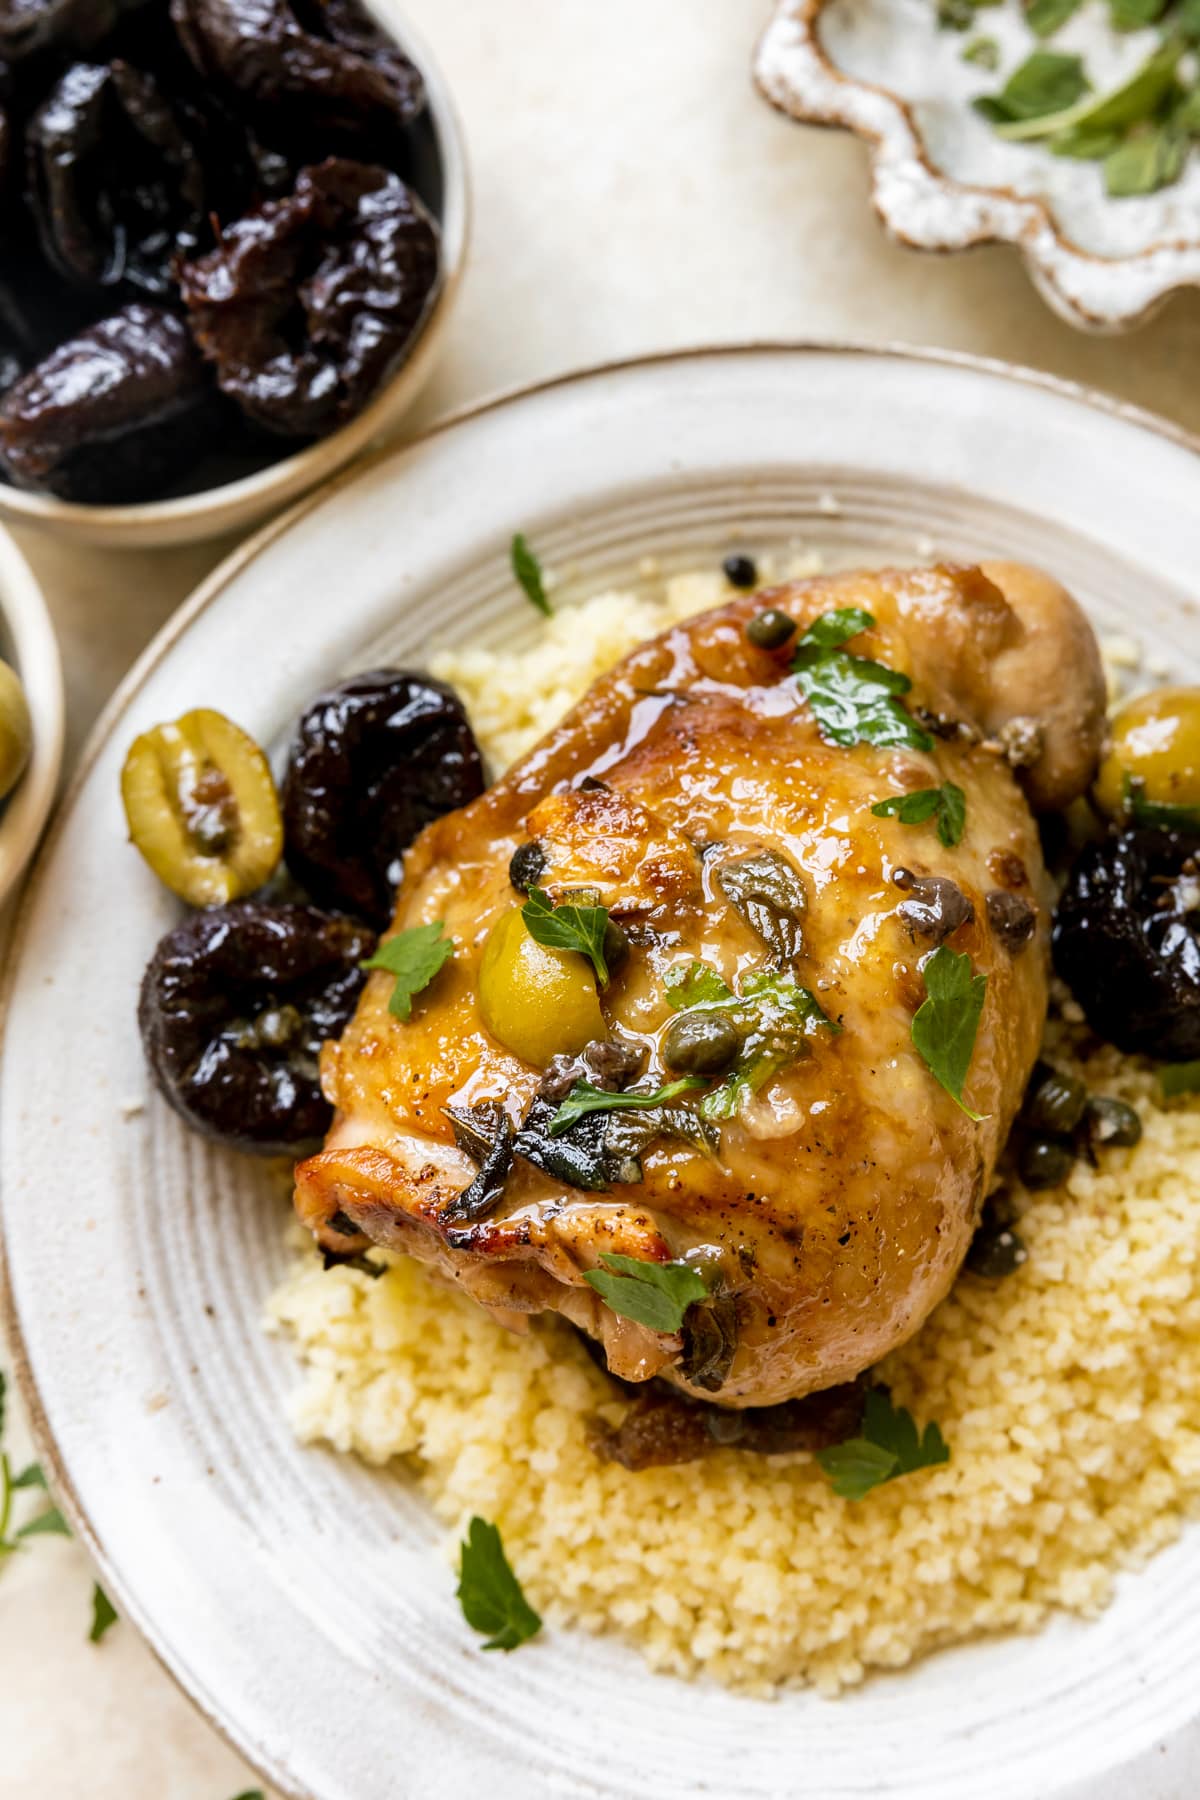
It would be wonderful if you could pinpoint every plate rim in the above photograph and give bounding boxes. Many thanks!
[3,338,1198,1800]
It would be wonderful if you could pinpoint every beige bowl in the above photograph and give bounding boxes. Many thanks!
[0,2,469,550]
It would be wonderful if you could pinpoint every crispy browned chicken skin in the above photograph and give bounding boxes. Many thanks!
[295,562,1105,1407]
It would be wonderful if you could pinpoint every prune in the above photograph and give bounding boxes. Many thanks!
[0,304,223,502]
[1053,827,1200,1060]
[282,670,483,926]
[139,901,375,1155]
[178,157,439,438]
[171,0,425,137]
[28,60,208,295]
[0,0,144,61]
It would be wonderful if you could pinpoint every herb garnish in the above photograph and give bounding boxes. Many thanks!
[457,1516,542,1651]
[911,944,988,1119]
[522,884,612,984]
[1123,772,1200,831]
[549,1076,706,1135]
[957,2,1200,199]
[510,532,552,616]
[664,960,838,1119]
[90,1583,119,1644]
[871,780,967,848]
[665,961,735,1010]
[361,921,454,1021]
[1161,1061,1200,1099]
[0,1371,65,1556]
[962,33,1001,66]
[791,609,934,752]
[583,1251,711,1332]
[817,1387,950,1500]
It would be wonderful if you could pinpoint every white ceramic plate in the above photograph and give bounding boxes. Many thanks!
[3,346,1200,1800]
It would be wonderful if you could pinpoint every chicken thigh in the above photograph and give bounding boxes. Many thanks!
[295,563,1105,1407]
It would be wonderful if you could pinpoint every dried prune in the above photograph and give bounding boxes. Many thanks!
[0,304,223,502]
[178,157,439,438]
[171,0,424,136]
[28,60,208,295]
[588,1378,866,1470]
[139,901,375,1155]
[0,0,145,61]
[1053,827,1200,1060]
[282,670,483,926]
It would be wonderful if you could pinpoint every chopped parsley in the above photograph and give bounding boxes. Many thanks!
[817,1387,950,1500]
[89,1584,119,1644]
[457,1516,542,1651]
[665,961,734,1010]
[791,609,933,752]
[522,884,612,983]
[911,944,988,1120]
[871,780,967,848]
[549,1076,706,1135]
[510,532,552,616]
[583,1252,711,1333]
[664,961,839,1121]
[361,921,454,1021]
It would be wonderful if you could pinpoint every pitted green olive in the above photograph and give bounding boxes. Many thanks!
[477,906,605,1066]
[121,707,283,907]
[0,660,31,801]
[1095,686,1200,822]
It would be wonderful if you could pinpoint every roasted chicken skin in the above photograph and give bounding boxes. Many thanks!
[295,563,1105,1407]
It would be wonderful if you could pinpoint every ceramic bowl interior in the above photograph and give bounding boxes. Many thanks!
[3,348,1199,1800]
[0,0,469,550]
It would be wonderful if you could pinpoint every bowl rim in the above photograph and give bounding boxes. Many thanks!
[2,339,1197,1800]
[0,0,470,534]
[0,527,63,913]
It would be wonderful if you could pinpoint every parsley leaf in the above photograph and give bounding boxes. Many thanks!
[17,1505,70,1540]
[991,39,1180,139]
[816,1387,950,1500]
[457,1516,542,1651]
[1161,1061,1200,1099]
[962,33,1001,65]
[665,961,735,1010]
[361,922,454,1021]
[911,944,988,1120]
[1025,0,1084,34]
[510,532,551,616]
[872,781,967,848]
[549,1076,706,1135]
[975,49,1090,124]
[791,609,933,752]
[583,1251,711,1332]
[10,1462,46,1490]
[229,1792,266,1800]
[700,970,838,1120]
[522,885,612,983]
[1105,119,1187,192]
[89,1583,119,1644]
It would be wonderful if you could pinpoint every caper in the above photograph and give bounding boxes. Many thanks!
[121,708,283,907]
[1085,1095,1142,1150]
[1019,1136,1074,1190]
[508,840,547,894]
[0,659,31,801]
[477,905,605,1066]
[723,553,758,590]
[966,1207,1028,1279]
[744,608,797,651]
[662,1010,740,1076]
[1023,1063,1088,1136]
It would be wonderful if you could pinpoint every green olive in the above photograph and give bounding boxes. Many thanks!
[1023,1064,1088,1136]
[120,707,283,906]
[477,905,605,1066]
[662,1010,740,1075]
[0,659,31,801]
[1095,686,1200,821]
[744,608,797,651]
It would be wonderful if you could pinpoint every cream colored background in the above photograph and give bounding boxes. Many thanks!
[2,1,1199,1794]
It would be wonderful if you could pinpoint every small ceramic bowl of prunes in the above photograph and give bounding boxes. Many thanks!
[0,0,467,546]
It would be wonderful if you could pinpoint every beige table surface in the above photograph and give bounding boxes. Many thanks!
[3,1,1200,1795]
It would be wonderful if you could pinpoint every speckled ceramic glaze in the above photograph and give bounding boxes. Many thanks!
[3,348,1200,1800]
[755,0,1200,331]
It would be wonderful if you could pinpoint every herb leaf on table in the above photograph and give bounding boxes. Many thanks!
[89,1583,119,1644]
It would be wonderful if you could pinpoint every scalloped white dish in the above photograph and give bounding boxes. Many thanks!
[755,0,1200,331]
[3,347,1200,1800]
